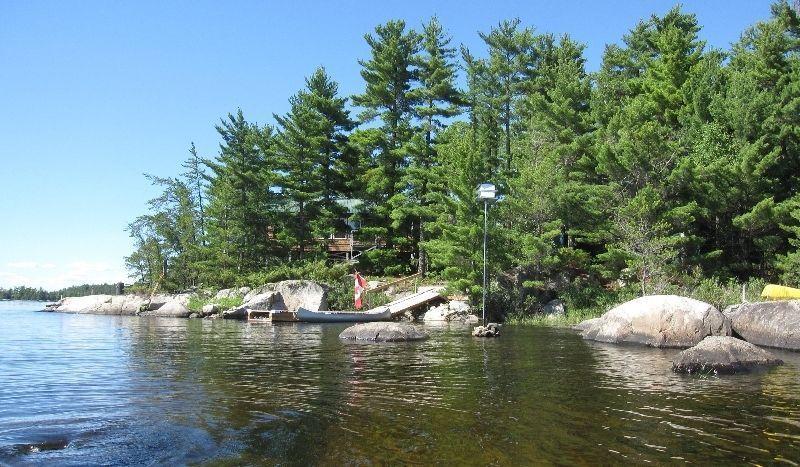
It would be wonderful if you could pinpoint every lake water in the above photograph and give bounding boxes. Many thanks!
[1,300,799,465]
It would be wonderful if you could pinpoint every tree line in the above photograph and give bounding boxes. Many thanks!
[0,284,119,301]
[126,2,800,312]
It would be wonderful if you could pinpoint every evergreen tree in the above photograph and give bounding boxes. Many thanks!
[593,7,705,292]
[352,20,421,273]
[461,46,503,178]
[778,196,800,285]
[181,142,207,244]
[273,68,354,259]
[722,1,800,276]
[203,110,277,284]
[399,17,462,274]
[124,175,198,290]
[303,67,357,221]
[477,19,537,170]
[274,89,325,260]
[502,34,610,308]
[423,123,498,297]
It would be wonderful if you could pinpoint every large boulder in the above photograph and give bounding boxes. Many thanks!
[241,280,327,313]
[213,288,238,300]
[140,294,192,318]
[580,295,730,348]
[276,280,328,312]
[224,280,327,319]
[672,336,783,374]
[724,300,800,350]
[222,291,278,319]
[339,322,429,342]
[242,285,275,303]
[422,300,476,324]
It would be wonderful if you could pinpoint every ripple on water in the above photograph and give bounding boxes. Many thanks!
[1,304,800,464]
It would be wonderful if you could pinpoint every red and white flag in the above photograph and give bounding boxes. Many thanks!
[354,272,367,310]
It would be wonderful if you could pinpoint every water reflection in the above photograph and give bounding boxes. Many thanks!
[0,303,799,464]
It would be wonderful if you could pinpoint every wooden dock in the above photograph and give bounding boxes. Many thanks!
[383,287,446,318]
[247,309,298,322]
[245,286,445,322]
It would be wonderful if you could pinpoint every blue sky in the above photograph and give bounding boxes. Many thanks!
[0,0,774,289]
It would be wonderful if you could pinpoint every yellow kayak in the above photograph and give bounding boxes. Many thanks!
[761,284,800,300]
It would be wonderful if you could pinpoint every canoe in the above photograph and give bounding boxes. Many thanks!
[296,306,391,323]
[761,284,800,300]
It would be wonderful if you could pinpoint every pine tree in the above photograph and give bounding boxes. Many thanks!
[423,123,494,297]
[400,17,462,274]
[352,20,421,273]
[273,68,355,259]
[723,1,800,276]
[303,67,357,225]
[461,46,503,177]
[203,110,277,284]
[593,7,705,292]
[477,19,536,171]
[181,142,207,245]
[274,90,325,260]
[502,34,609,307]
[124,175,199,290]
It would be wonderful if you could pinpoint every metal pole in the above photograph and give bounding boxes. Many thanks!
[482,200,488,326]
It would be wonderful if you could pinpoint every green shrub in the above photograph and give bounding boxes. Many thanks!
[677,277,766,311]
[506,277,767,327]
[240,260,351,287]
[187,295,243,312]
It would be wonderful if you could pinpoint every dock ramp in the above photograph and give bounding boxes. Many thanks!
[380,287,446,319]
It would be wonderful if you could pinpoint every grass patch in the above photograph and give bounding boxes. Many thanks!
[187,295,243,312]
[505,306,604,327]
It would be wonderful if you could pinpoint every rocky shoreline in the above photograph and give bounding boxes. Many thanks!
[42,280,330,320]
[42,279,481,324]
[44,282,799,374]
[43,293,195,317]
[575,294,799,374]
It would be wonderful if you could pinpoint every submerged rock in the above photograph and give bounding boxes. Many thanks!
[339,322,429,342]
[672,336,783,374]
[724,301,800,350]
[581,295,730,348]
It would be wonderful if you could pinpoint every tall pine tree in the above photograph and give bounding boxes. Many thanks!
[352,20,421,273]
